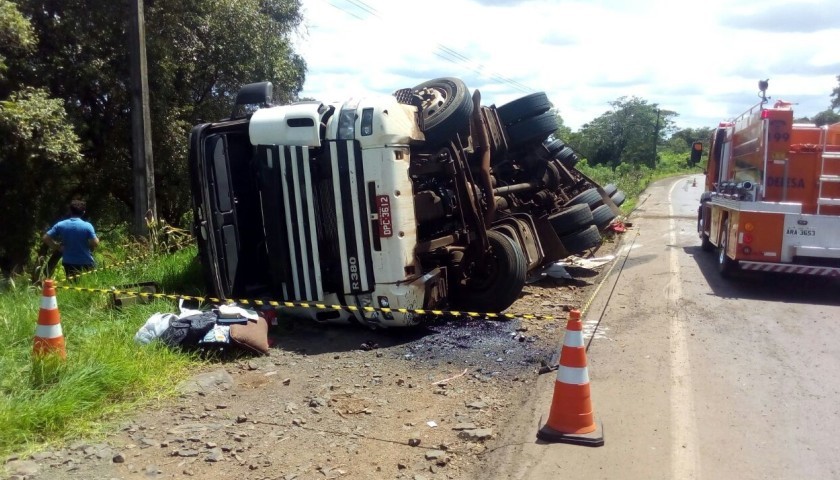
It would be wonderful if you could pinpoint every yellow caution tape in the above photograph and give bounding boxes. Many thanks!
[52,282,565,321]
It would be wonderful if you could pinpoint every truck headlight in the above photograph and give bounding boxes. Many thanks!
[337,100,360,140]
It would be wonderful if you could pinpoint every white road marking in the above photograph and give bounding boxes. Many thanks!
[668,180,700,479]
[583,319,609,341]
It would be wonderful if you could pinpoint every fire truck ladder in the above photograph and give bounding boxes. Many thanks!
[817,125,840,214]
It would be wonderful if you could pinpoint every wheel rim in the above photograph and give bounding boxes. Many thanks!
[417,85,451,120]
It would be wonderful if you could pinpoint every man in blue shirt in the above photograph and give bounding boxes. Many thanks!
[43,200,100,279]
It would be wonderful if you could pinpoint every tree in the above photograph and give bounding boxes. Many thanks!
[667,127,715,152]
[832,74,840,111]
[11,0,307,226]
[0,0,83,275]
[812,109,840,127]
[552,109,572,140]
[574,97,677,169]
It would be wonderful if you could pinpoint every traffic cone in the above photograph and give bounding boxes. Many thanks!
[537,309,604,446]
[33,279,66,359]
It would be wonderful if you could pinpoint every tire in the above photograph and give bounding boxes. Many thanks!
[549,204,594,236]
[610,190,626,207]
[554,146,579,168]
[560,225,602,254]
[591,204,617,230]
[717,220,737,277]
[701,233,714,252]
[698,210,714,252]
[603,184,618,197]
[565,188,602,208]
[507,111,558,148]
[456,231,526,313]
[412,77,473,146]
[542,138,565,157]
[497,92,552,126]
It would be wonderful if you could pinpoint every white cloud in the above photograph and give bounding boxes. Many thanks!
[293,0,839,131]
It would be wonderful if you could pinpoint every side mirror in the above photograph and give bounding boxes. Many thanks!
[231,82,274,119]
[690,141,703,165]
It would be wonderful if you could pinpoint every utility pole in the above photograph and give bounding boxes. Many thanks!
[129,0,156,236]
[652,108,661,168]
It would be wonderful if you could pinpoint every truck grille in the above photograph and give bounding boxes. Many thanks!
[260,140,376,301]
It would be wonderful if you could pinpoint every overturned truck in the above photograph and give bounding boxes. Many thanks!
[188,78,624,327]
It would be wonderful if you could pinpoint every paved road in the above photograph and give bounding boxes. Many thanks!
[482,175,840,480]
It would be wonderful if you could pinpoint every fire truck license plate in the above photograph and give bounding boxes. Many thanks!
[377,195,393,238]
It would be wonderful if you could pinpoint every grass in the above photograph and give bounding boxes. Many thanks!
[577,150,703,213]
[0,241,206,457]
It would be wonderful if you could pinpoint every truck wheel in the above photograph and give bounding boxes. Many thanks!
[701,232,714,252]
[412,77,473,146]
[542,138,565,157]
[560,225,602,254]
[698,214,714,252]
[565,188,601,208]
[549,204,594,236]
[555,146,579,168]
[610,190,626,207]
[717,220,737,277]
[507,111,558,148]
[456,231,526,314]
[497,92,552,126]
[591,204,617,230]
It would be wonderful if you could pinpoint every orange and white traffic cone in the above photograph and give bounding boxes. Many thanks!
[33,279,66,359]
[537,309,603,446]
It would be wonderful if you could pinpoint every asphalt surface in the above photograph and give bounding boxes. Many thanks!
[481,175,840,480]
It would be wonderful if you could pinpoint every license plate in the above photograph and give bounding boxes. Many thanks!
[377,195,393,237]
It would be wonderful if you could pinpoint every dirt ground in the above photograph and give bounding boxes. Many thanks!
[4,235,623,480]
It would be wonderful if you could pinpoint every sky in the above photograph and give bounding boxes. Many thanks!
[291,0,840,133]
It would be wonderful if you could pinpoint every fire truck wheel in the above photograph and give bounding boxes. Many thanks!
[412,77,473,146]
[549,204,594,236]
[497,92,552,126]
[565,188,601,208]
[560,224,603,254]
[699,216,714,252]
[701,233,714,252]
[455,231,526,314]
[507,111,559,148]
[717,220,738,277]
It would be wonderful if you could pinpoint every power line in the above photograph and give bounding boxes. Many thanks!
[321,0,535,94]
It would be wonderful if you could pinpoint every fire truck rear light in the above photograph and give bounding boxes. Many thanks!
[742,246,752,255]
[743,233,753,244]
[744,222,754,232]
[761,110,770,119]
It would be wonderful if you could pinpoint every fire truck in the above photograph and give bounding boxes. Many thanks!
[696,80,840,277]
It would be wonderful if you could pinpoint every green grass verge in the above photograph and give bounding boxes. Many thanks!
[577,150,703,213]
[0,245,205,457]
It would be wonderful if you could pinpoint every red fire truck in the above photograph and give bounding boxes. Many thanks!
[696,80,840,277]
